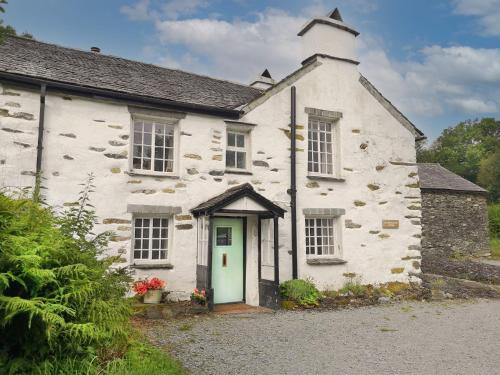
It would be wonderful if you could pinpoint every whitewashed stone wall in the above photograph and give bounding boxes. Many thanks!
[0,56,421,301]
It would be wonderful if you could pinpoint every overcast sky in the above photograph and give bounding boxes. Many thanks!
[3,0,500,140]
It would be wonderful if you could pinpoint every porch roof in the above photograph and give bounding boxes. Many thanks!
[191,183,286,218]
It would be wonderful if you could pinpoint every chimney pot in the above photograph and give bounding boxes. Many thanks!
[90,46,101,53]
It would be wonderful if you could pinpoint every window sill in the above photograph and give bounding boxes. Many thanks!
[306,258,347,265]
[307,175,345,182]
[130,263,174,270]
[225,169,253,175]
[128,170,180,179]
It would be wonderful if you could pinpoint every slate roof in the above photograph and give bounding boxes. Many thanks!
[418,163,487,194]
[0,36,262,111]
[191,183,285,217]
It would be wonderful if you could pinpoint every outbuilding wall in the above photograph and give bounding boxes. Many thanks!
[420,190,490,257]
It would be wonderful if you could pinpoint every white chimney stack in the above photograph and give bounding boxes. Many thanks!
[250,69,275,90]
[298,8,359,64]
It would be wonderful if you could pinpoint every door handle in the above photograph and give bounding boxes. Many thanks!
[222,253,227,267]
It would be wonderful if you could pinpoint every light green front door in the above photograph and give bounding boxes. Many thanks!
[212,218,244,304]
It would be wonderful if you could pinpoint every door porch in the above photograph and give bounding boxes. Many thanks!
[191,183,285,310]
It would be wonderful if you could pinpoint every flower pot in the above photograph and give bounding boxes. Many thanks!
[143,289,162,304]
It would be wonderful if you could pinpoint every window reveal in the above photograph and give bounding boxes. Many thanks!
[133,119,175,173]
[226,131,247,170]
[305,218,335,257]
[133,217,168,261]
[308,118,334,175]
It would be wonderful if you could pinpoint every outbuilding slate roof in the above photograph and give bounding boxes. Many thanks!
[0,36,262,111]
[418,163,487,194]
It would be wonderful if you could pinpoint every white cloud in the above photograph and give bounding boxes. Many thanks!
[452,0,500,36]
[120,0,151,21]
[359,44,500,117]
[161,0,209,20]
[121,1,500,125]
[120,0,209,21]
[155,8,306,81]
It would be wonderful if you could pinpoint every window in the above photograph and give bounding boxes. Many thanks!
[308,118,334,175]
[133,217,169,262]
[261,219,274,267]
[216,227,232,246]
[132,118,175,173]
[226,131,247,170]
[305,217,336,257]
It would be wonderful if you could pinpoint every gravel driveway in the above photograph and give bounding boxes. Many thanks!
[143,299,500,375]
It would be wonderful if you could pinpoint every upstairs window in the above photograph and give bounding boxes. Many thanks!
[133,217,169,262]
[132,119,175,174]
[226,131,248,170]
[308,118,334,175]
[305,217,336,258]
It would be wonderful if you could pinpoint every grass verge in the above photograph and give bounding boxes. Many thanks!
[490,237,500,260]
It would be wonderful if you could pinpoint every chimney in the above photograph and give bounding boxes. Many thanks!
[250,69,275,90]
[298,8,359,64]
[90,46,101,53]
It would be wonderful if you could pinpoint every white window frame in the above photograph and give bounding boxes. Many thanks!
[131,214,173,264]
[307,117,341,178]
[129,115,180,177]
[261,219,274,267]
[304,216,342,259]
[197,216,209,266]
[225,128,251,173]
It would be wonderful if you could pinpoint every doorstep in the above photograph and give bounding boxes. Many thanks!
[213,303,273,315]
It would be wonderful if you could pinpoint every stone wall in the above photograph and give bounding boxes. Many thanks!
[0,55,423,301]
[420,190,490,258]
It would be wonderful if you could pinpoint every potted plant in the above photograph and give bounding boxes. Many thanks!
[190,288,208,313]
[133,277,166,304]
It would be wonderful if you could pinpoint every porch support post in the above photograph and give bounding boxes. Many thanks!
[207,215,214,311]
[273,215,279,285]
[257,217,262,281]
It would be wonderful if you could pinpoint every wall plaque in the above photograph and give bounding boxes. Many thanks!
[382,220,399,229]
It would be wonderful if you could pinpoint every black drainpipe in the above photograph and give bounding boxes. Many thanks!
[290,86,298,279]
[34,84,47,199]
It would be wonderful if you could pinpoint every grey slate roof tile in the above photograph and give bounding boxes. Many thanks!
[0,36,262,110]
[418,163,487,193]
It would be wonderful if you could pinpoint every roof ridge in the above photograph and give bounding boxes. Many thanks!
[5,35,260,92]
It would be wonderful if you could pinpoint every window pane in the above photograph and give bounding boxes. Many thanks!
[237,134,245,147]
[226,150,236,168]
[216,227,232,246]
[228,133,236,147]
[143,122,153,133]
[143,133,152,145]
[236,152,246,169]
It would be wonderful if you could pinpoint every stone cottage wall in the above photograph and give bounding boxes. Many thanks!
[0,55,423,299]
[420,190,490,257]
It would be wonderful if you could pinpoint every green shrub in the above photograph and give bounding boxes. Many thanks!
[488,203,500,239]
[280,278,321,307]
[0,176,132,374]
[339,276,367,297]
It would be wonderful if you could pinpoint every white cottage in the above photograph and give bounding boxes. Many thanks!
[0,9,425,309]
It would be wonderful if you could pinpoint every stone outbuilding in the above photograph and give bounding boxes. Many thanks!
[418,163,490,258]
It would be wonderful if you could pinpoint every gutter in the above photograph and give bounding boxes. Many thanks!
[0,71,242,119]
[289,86,298,279]
[34,83,46,199]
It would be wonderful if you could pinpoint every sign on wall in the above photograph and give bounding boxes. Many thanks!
[382,220,399,229]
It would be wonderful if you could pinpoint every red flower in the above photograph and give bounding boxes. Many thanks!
[132,277,166,295]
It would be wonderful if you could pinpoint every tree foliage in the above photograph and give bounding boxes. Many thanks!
[0,176,132,374]
[0,0,33,42]
[418,118,500,201]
